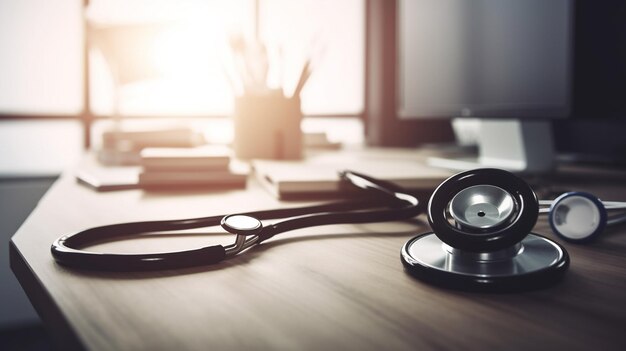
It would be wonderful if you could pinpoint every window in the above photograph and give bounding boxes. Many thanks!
[1,0,363,117]
[0,0,83,114]
[259,0,364,115]
[87,0,363,116]
[0,0,365,174]
[0,0,83,175]
[87,0,255,116]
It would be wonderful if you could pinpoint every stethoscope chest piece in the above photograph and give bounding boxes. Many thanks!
[401,168,569,292]
[548,192,607,243]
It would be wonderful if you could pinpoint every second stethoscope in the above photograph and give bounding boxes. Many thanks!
[539,192,626,243]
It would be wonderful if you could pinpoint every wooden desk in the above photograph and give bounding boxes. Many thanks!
[10,155,626,350]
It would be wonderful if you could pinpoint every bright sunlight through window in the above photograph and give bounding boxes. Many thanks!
[86,0,364,117]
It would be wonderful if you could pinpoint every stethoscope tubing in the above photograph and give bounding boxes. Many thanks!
[51,171,421,271]
[539,201,626,223]
[607,214,626,226]
[539,200,626,211]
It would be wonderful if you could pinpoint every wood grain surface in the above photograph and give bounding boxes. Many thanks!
[9,157,626,351]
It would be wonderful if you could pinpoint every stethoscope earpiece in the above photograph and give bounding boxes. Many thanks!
[402,168,570,292]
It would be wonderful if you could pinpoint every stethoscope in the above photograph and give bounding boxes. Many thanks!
[399,169,626,291]
[402,168,568,291]
[52,168,626,292]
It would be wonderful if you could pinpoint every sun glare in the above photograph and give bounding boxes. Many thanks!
[88,0,251,116]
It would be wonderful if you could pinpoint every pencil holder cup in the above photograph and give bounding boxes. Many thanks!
[233,93,303,160]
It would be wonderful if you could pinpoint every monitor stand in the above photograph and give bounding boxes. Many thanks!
[427,119,555,173]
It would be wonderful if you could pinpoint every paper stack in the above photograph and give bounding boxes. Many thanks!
[138,145,248,189]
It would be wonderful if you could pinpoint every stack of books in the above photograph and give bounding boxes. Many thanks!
[138,145,247,189]
[98,128,206,166]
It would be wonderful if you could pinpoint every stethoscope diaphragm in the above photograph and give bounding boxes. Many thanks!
[548,192,607,243]
[448,184,516,230]
[542,191,626,243]
[401,232,569,292]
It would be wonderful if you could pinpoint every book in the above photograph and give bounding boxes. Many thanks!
[75,155,141,191]
[76,168,140,191]
[140,145,232,171]
[138,170,247,189]
[76,153,248,192]
[253,158,454,199]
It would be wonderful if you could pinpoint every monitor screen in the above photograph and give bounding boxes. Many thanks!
[398,0,573,119]
[553,0,626,166]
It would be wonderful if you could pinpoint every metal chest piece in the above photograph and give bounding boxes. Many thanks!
[401,169,569,292]
[449,185,516,230]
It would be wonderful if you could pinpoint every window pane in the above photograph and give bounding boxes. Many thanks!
[0,0,364,117]
[259,0,365,115]
[87,0,255,117]
[0,0,83,114]
[0,121,83,176]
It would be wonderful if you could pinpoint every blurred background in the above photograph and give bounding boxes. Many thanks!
[0,0,365,176]
[2,0,626,349]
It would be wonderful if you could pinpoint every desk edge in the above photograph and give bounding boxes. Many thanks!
[10,239,85,351]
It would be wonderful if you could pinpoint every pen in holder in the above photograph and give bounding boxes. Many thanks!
[234,92,303,160]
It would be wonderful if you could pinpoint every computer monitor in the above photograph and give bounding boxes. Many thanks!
[553,0,626,167]
[398,0,573,172]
